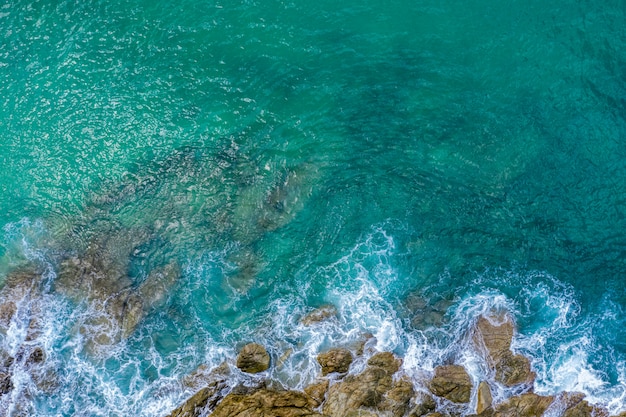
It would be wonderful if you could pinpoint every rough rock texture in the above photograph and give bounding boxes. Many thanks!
[485,393,554,417]
[367,352,401,374]
[407,392,437,417]
[379,378,415,417]
[317,348,353,376]
[168,365,231,417]
[0,372,12,395]
[301,305,338,326]
[304,379,329,406]
[210,389,324,417]
[428,365,472,404]
[473,315,535,387]
[477,381,493,414]
[323,352,405,417]
[557,392,609,417]
[237,343,270,374]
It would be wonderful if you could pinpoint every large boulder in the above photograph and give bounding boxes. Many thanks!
[236,343,270,374]
[210,389,324,417]
[428,365,472,404]
[168,364,231,417]
[317,348,353,376]
[323,352,406,417]
[473,315,535,387]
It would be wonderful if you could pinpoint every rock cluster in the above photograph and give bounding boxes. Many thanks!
[167,311,619,417]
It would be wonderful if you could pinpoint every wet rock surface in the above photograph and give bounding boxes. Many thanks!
[236,343,271,374]
[473,314,535,387]
[317,348,354,376]
[323,352,405,417]
[428,365,473,404]
[210,389,324,417]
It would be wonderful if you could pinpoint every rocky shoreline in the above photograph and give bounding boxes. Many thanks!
[167,310,623,417]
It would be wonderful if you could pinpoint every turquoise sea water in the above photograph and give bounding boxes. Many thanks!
[1,0,626,415]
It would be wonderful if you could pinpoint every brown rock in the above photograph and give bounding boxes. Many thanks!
[367,351,401,374]
[210,389,323,417]
[477,381,493,414]
[304,379,329,405]
[474,315,514,363]
[317,348,353,375]
[323,351,403,417]
[324,367,393,417]
[408,392,437,417]
[380,378,414,417]
[236,343,270,374]
[495,353,535,387]
[429,365,473,404]
[492,393,554,417]
[558,394,609,417]
[168,386,221,417]
[473,314,535,387]
[301,305,338,326]
[27,347,45,365]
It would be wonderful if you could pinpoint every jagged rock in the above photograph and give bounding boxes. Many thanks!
[428,365,472,404]
[473,315,535,387]
[367,351,401,374]
[490,393,554,417]
[210,389,324,417]
[317,348,353,375]
[0,372,12,395]
[301,305,338,326]
[323,352,402,417]
[556,393,609,417]
[236,343,270,373]
[477,381,493,414]
[408,392,437,417]
[380,378,414,417]
[496,353,534,387]
[304,379,329,405]
[26,347,45,365]
[182,362,231,391]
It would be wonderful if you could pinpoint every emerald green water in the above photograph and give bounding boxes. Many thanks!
[1,0,626,415]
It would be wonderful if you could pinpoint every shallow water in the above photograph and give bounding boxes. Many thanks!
[1,0,626,415]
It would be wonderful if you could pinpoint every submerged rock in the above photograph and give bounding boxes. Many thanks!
[301,304,338,326]
[236,343,270,374]
[428,365,473,404]
[317,348,353,376]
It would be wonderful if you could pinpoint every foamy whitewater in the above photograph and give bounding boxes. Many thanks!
[1,0,626,415]
[1,221,625,416]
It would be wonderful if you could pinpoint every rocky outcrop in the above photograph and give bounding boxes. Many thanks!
[323,352,406,417]
[236,343,271,373]
[317,348,353,376]
[304,379,329,406]
[428,364,472,403]
[473,314,535,387]
[210,389,325,417]
[407,392,437,417]
[477,381,493,414]
[168,364,231,417]
[480,393,554,417]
